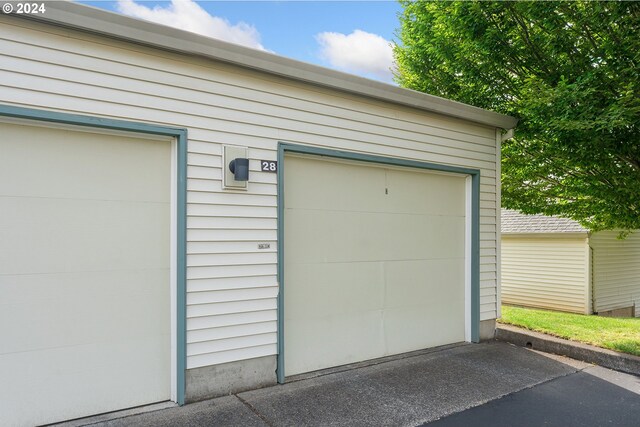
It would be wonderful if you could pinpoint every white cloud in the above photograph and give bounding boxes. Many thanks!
[116,0,267,51]
[316,30,395,82]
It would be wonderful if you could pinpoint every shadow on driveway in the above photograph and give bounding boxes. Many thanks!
[424,367,640,427]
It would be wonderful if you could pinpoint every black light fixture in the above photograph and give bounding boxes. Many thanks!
[229,158,249,181]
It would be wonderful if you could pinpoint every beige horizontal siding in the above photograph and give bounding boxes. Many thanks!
[501,236,589,314]
[591,231,640,316]
[0,16,501,367]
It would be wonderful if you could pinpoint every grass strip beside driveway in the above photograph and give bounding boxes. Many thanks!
[499,306,640,357]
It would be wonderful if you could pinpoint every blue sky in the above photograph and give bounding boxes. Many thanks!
[79,1,403,83]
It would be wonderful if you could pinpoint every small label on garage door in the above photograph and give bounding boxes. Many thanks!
[258,243,271,249]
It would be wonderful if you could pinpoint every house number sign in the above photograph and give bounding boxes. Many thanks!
[260,160,277,172]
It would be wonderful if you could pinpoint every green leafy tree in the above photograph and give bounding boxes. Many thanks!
[394,1,640,231]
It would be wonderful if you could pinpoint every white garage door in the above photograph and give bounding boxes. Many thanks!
[0,121,172,426]
[284,154,467,376]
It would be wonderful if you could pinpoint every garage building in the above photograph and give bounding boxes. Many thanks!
[0,3,516,425]
[502,209,640,317]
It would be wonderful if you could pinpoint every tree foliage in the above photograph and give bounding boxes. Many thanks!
[394,1,640,231]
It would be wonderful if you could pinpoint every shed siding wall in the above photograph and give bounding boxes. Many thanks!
[591,231,640,317]
[501,236,589,314]
[0,17,500,368]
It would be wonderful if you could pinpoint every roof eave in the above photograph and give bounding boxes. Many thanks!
[11,2,518,130]
[502,232,589,238]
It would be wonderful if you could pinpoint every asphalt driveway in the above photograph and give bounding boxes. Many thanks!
[64,341,640,427]
[425,364,640,427]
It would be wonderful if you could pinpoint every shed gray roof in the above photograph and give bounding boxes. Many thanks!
[501,209,588,234]
[9,2,517,130]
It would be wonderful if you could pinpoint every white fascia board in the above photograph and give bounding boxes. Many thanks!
[501,232,589,239]
[12,2,518,130]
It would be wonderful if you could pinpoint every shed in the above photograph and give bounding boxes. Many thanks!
[0,3,517,425]
[501,209,640,317]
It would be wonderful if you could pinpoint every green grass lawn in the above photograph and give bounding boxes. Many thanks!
[499,305,640,357]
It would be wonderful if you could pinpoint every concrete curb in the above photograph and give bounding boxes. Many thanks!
[495,324,640,377]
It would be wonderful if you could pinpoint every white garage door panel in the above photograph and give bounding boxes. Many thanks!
[0,124,169,202]
[383,259,465,308]
[284,157,465,216]
[285,210,465,264]
[0,122,171,426]
[0,270,168,353]
[384,168,466,216]
[286,311,386,373]
[285,262,385,319]
[284,155,466,376]
[383,259,465,353]
[1,198,169,274]
[283,157,388,212]
[1,338,168,426]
